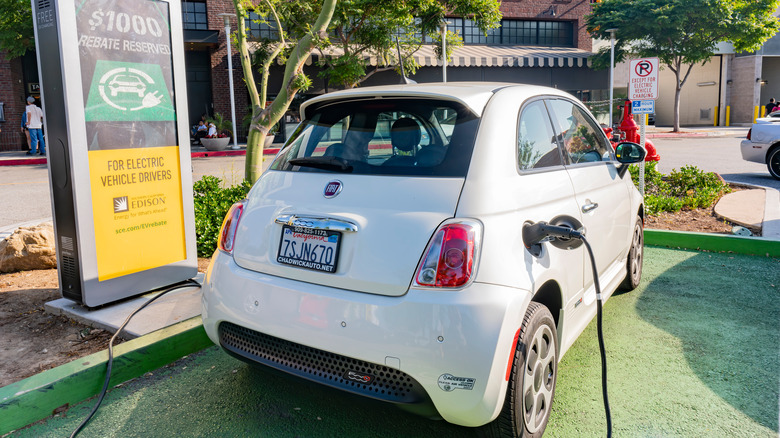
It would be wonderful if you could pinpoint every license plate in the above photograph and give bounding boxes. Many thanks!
[277,225,341,273]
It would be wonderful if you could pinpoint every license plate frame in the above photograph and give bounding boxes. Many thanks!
[277,225,342,273]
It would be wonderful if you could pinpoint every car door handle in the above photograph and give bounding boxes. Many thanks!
[275,214,358,233]
[581,202,599,213]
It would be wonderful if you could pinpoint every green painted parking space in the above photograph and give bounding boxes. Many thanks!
[8,247,779,437]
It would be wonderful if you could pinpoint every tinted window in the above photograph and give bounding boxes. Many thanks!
[547,99,613,164]
[517,100,561,170]
[271,99,478,177]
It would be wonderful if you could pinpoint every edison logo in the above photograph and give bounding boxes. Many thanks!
[113,196,129,213]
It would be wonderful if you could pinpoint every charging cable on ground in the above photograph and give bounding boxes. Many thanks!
[70,279,202,438]
[523,221,612,437]
[581,236,612,437]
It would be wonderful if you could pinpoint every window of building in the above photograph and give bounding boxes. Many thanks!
[246,12,280,40]
[448,18,574,47]
[182,0,208,31]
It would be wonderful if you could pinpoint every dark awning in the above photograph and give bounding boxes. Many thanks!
[183,29,219,45]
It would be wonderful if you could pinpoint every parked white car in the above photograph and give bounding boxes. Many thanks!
[741,117,780,180]
[202,83,646,436]
[756,110,780,123]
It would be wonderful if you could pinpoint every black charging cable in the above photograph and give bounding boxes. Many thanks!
[581,236,612,438]
[70,279,202,438]
[523,222,612,437]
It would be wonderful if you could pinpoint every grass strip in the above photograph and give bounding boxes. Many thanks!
[0,317,213,435]
[645,229,780,257]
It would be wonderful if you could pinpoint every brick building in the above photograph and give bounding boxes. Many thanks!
[2,0,607,149]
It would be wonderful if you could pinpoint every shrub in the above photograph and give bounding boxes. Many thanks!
[193,176,252,257]
[630,162,730,215]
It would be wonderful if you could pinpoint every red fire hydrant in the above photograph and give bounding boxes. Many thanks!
[615,100,660,161]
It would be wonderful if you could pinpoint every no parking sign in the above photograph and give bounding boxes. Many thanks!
[629,58,659,100]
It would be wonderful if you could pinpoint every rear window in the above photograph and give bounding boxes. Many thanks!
[270,98,478,177]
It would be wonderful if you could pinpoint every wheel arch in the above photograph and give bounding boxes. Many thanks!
[531,280,563,328]
[767,142,780,163]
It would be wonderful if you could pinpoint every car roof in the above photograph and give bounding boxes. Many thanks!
[300,82,573,118]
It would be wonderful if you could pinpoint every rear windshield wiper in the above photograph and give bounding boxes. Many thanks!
[288,157,354,172]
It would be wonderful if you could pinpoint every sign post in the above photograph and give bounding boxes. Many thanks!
[628,57,659,197]
[32,0,197,307]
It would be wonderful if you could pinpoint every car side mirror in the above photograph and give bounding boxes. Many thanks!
[614,142,647,178]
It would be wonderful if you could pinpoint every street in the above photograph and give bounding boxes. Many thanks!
[1,132,779,230]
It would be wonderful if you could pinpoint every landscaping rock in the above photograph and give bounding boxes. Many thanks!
[0,222,57,272]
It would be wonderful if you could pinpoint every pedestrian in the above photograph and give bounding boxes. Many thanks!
[25,96,45,156]
[766,98,777,116]
[194,120,208,144]
[207,122,217,138]
[21,109,30,150]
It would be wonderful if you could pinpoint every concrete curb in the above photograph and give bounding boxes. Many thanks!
[0,317,213,435]
[0,231,777,434]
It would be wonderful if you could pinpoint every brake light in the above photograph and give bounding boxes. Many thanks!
[218,201,245,253]
[414,219,482,288]
[747,128,751,140]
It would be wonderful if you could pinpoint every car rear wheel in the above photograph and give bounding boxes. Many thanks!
[768,146,780,180]
[619,218,643,291]
[481,302,557,438]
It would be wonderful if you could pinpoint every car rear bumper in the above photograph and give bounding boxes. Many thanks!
[201,251,532,427]
[741,139,767,164]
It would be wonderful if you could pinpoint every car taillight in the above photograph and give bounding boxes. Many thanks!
[414,219,482,288]
[218,201,245,253]
[747,128,752,140]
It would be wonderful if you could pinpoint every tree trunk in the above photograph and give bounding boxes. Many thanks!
[673,79,681,132]
[244,128,265,182]
[235,0,337,183]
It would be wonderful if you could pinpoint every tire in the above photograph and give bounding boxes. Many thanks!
[481,302,557,438]
[768,146,780,180]
[619,217,643,291]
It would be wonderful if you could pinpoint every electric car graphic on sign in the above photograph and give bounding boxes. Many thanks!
[201,82,646,436]
[107,74,146,97]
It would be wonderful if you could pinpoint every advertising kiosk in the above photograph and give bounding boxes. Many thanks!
[32,0,197,307]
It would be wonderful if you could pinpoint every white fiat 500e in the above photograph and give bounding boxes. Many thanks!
[202,82,646,437]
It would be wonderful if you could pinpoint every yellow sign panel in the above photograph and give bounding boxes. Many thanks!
[89,146,185,281]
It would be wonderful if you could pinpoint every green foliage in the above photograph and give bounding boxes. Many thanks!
[193,176,252,257]
[290,72,312,91]
[630,162,731,215]
[587,0,780,69]
[316,0,501,88]
[587,0,779,131]
[0,0,34,59]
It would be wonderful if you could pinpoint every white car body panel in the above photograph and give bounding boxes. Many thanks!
[302,82,505,118]
[232,171,464,297]
[741,138,769,164]
[741,121,780,164]
[203,251,531,427]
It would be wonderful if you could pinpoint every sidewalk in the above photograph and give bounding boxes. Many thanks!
[643,125,749,139]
